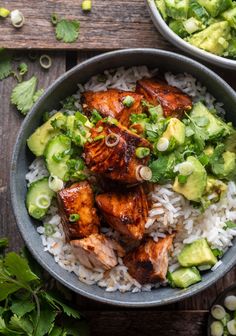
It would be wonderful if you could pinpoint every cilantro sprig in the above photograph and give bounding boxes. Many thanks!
[51,14,80,43]
[0,239,88,336]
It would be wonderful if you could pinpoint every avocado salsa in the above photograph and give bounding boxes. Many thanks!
[25,70,236,291]
[155,0,236,59]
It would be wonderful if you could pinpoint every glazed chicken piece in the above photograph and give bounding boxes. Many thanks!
[82,89,143,127]
[136,78,192,118]
[124,235,174,284]
[57,181,100,241]
[84,120,151,184]
[71,233,125,271]
[96,185,148,240]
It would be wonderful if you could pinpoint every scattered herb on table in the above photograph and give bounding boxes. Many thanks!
[51,14,80,43]
[0,238,88,336]
[0,49,12,81]
[11,76,44,115]
[82,0,92,12]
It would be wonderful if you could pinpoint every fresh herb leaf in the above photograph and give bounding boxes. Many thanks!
[90,109,102,124]
[224,220,236,230]
[55,19,80,43]
[11,76,43,115]
[0,50,12,81]
[43,291,80,319]
[32,306,57,336]
[0,283,22,302]
[10,300,35,317]
[9,314,34,334]
[149,154,177,183]
[211,248,224,258]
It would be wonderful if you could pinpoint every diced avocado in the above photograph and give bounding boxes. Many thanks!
[155,0,168,20]
[198,0,232,17]
[189,0,209,24]
[173,156,207,202]
[27,112,65,157]
[222,6,236,29]
[190,102,231,140]
[224,37,236,58]
[187,21,231,56]
[204,146,214,157]
[225,131,236,153]
[183,17,205,34]
[162,118,186,146]
[26,177,55,219]
[178,238,217,267]
[164,0,189,20]
[201,176,227,207]
[169,19,189,38]
[169,267,201,288]
[222,151,236,176]
[44,134,71,181]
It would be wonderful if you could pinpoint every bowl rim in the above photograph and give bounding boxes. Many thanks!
[146,0,236,70]
[10,48,236,307]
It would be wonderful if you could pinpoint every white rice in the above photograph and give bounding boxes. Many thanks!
[26,66,236,292]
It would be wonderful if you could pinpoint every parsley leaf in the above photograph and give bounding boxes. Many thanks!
[11,76,43,115]
[55,19,80,43]
[9,314,34,334]
[0,50,12,81]
[10,300,35,317]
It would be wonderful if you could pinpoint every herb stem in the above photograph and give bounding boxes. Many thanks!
[32,290,41,336]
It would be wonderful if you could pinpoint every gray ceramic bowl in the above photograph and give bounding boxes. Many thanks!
[146,0,236,70]
[11,49,236,307]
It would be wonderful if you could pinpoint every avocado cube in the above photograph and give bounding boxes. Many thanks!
[162,118,186,146]
[198,0,232,17]
[164,0,189,20]
[155,0,168,20]
[222,6,236,29]
[178,238,217,267]
[173,156,207,202]
[27,112,64,157]
[187,21,231,56]
[222,151,236,176]
[170,267,201,288]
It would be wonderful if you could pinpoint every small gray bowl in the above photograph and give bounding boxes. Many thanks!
[11,49,236,307]
[146,0,236,70]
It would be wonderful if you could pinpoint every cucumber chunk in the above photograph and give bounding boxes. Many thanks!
[26,177,55,219]
[165,0,189,20]
[189,0,209,24]
[44,134,71,181]
[178,238,217,267]
[168,267,201,288]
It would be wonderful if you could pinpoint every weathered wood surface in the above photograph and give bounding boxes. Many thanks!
[0,0,175,50]
[0,51,236,335]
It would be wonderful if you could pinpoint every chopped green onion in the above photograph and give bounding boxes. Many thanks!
[122,95,135,108]
[44,224,56,237]
[135,147,150,159]
[97,126,103,133]
[136,165,152,181]
[69,213,80,222]
[18,62,28,76]
[0,7,10,18]
[178,161,194,176]
[211,305,226,320]
[156,137,169,152]
[210,321,224,336]
[105,133,120,147]
[178,175,188,184]
[35,195,51,209]
[39,55,52,70]
[224,295,236,311]
[49,175,64,192]
[10,10,25,28]
[227,320,236,335]
[94,135,105,142]
[198,153,209,166]
[90,109,102,124]
[82,0,92,11]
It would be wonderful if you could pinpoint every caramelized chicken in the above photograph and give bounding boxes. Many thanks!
[96,185,148,240]
[57,182,100,241]
[136,78,192,118]
[124,235,174,284]
[71,233,125,271]
[82,89,143,127]
[84,120,151,184]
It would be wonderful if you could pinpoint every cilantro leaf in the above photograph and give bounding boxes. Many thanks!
[43,291,80,319]
[10,300,35,317]
[9,314,34,334]
[0,283,22,302]
[0,50,12,81]
[31,306,57,336]
[5,252,39,284]
[11,76,43,115]
[55,19,80,43]
[224,220,236,230]
[149,154,177,184]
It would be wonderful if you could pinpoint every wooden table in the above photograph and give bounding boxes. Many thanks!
[1,1,236,335]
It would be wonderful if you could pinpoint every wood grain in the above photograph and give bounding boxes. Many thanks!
[0,0,175,50]
[0,52,66,251]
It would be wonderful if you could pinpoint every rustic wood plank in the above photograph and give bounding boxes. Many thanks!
[1,0,175,50]
[85,311,208,335]
[0,52,66,251]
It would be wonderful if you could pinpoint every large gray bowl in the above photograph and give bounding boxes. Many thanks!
[146,0,236,70]
[11,49,236,307]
